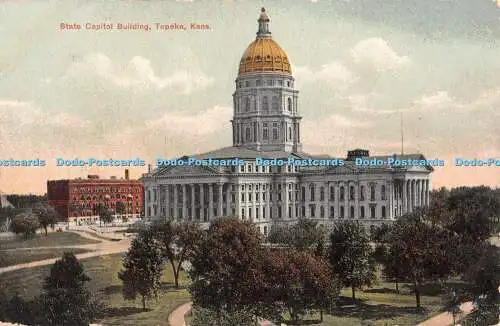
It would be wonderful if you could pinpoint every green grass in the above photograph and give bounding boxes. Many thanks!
[0,248,91,267]
[0,232,100,250]
[0,254,191,326]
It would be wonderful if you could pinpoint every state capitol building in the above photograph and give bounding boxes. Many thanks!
[141,8,432,234]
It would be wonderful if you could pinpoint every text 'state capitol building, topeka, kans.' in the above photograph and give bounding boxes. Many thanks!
[141,8,432,234]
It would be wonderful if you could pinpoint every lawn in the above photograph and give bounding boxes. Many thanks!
[0,231,100,250]
[0,248,91,267]
[0,253,191,326]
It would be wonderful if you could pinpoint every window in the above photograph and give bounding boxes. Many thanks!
[246,127,251,141]
[320,187,325,201]
[288,127,292,141]
[272,129,278,140]
[301,206,305,217]
[242,193,245,202]
[371,206,376,218]
[340,206,344,218]
[262,96,269,110]
[350,206,354,218]
[278,206,282,218]
[287,98,292,111]
[330,206,334,218]
[310,184,315,201]
[360,206,365,218]
[381,206,386,218]
[370,186,376,201]
[360,186,365,201]
[263,128,268,140]
[301,187,306,201]
[249,193,252,201]
[245,97,250,111]
[349,186,355,200]
[287,81,290,87]
[381,185,386,200]
[320,206,324,218]
[267,80,273,86]
[256,79,262,86]
[245,81,250,87]
[288,206,292,218]
[340,187,345,201]
[330,186,335,201]
[272,96,279,110]
[242,208,245,219]
[310,204,316,217]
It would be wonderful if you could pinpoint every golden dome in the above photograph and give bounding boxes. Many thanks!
[238,8,292,76]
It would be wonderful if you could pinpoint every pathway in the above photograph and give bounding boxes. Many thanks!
[0,230,131,275]
[416,301,474,326]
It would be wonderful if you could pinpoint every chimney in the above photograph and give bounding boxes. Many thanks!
[125,169,129,180]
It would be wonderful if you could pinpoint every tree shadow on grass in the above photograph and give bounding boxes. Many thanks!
[330,297,428,320]
[97,306,151,319]
[101,285,123,296]
[363,287,401,294]
[160,281,188,291]
[401,281,470,297]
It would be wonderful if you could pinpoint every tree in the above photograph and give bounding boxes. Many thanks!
[189,218,267,316]
[118,228,164,310]
[264,249,340,323]
[445,186,500,242]
[38,252,98,325]
[99,208,113,226]
[116,202,126,215]
[31,202,58,235]
[10,210,40,238]
[190,306,256,326]
[151,220,202,288]
[328,221,376,300]
[268,219,326,251]
[388,210,458,309]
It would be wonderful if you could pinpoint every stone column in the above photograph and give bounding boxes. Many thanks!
[218,183,223,217]
[181,184,186,219]
[200,184,205,221]
[165,185,170,218]
[354,182,359,219]
[173,185,178,219]
[226,184,231,215]
[191,184,195,220]
[402,180,407,214]
[208,184,214,220]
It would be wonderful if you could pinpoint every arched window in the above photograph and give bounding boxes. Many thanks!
[381,206,386,218]
[320,187,325,201]
[370,186,376,201]
[320,206,324,217]
[245,97,250,111]
[350,206,355,218]
[330,206,334,218]
[381,185,386,200]
[310,184,315,201]
[349,186,355,200]
[302,187,306,201]
[272,96,279,110]
[360,186,365,201]
[340,187,345,201]
[288,126,292,141]
[262,96,269,110]
[330,187,335,201]
[287,98,292,111]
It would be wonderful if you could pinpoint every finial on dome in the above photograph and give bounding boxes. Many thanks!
[257,7,271,37]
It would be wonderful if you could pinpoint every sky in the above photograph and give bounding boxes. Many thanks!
[0,0,499,194]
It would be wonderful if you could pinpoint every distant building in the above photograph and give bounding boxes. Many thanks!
[0,191,14,209]
[47,169,144,224]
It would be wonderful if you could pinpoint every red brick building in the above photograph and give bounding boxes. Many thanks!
[47,170,144,223]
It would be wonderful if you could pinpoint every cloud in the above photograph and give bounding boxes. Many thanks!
[414,91,454,110]
[351,38,410,72]
[0,100,88,128]
[145,105,232,136]
[294,62,357,89]
[412,88,500,112]
[73,53,215,94]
